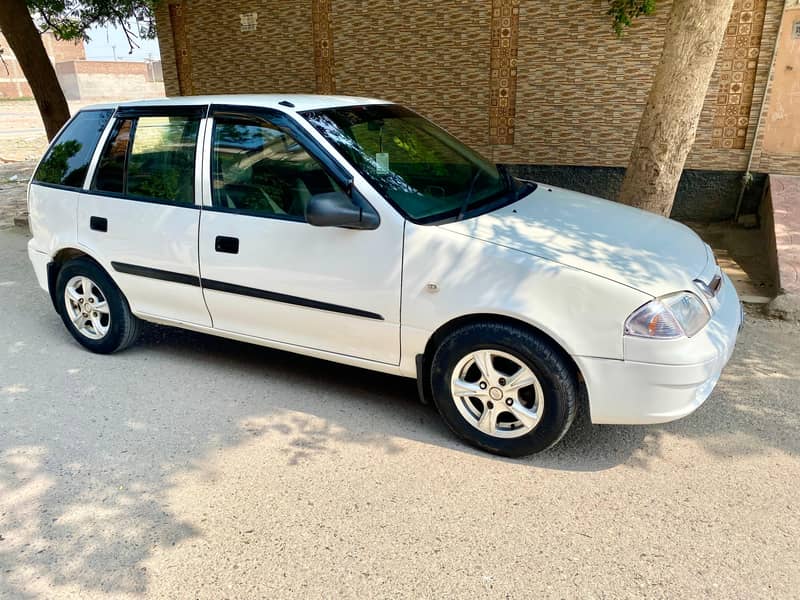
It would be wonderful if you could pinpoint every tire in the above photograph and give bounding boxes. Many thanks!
[430,322,577,457]
[55,257,142,354]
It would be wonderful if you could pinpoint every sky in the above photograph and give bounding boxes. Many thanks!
[84,22,161,62]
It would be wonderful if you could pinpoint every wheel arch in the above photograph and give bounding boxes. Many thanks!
[416,313,586,408]
[47,247,107,311]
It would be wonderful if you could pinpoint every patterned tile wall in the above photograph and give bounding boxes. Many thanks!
[167,2,193,96]
[711,0,768,151]
[164,0,316,95]
[155,0,793,174]
[692,0,782,171]
[489,0,520,145]
[330,0,492,155]
[311,0,336,94]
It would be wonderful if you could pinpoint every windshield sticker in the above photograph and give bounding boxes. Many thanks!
[375,152,390,174]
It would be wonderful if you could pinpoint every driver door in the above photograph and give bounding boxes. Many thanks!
[197,108,403,365]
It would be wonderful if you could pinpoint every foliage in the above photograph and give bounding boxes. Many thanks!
[607,0,657,36]
[36,139,81,183]
[25,0,158,52]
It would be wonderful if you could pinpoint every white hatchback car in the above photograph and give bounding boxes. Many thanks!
[27,95,742,456]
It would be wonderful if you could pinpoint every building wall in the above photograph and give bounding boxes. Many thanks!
[153,0,798,219]
[54,60,165,100]
[40,32,85,62]
[0,32,84,98]
[331,0,493,155]
[751,3,800,175]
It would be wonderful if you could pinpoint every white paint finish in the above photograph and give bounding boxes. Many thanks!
[582,274,741,424]
[400,222,652,361]
[76,194,211,327]
[441,185,709,298]
[80,94,391,115]
[27,185,80,257]
[26,94,745,430]
[27,242,50,292]
[197,209,403,364]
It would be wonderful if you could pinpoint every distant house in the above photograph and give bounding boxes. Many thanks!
[153,1,799,219]
[0,31,164,102]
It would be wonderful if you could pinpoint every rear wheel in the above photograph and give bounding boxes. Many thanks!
[430,322,577,457]
[56,258,141,354]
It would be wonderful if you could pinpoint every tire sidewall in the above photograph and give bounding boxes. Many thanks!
[56,259,130,354]
[430,323,576,457]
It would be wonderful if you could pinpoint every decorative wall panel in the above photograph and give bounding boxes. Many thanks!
[489,0,520,145]
[711,0,768,150]
[312,0,336,94]
[153,0,791,174]
[168,2,192,96]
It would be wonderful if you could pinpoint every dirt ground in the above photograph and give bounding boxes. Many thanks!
[0,99,103,163]
[0,103,797,595]
[0,223,798,598]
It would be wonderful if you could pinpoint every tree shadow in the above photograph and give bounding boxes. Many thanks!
[2,216,798,597]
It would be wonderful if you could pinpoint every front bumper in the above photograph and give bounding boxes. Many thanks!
[577,273,742,425]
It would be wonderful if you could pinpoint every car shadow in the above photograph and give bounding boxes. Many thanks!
[2,245,798,598]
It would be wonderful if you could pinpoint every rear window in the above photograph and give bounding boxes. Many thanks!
[33,109,113,189]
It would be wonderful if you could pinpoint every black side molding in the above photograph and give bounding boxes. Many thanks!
[201,278,384,321]
[111,262,200,287]
[109,262,383,320]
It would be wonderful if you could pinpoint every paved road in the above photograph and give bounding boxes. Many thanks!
[0,226,798,599]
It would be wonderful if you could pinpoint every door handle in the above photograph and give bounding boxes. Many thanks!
[90,216,107,232]
[215,235,239,254]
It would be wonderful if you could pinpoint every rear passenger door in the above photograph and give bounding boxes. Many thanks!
[77,106,212,327]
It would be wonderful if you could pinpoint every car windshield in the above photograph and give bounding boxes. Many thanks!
[301,104,516,223]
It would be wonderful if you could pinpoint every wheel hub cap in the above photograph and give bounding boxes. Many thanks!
[450,349,544,439]
[64,275,111,340]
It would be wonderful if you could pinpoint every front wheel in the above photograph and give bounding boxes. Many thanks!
[55,258,142,354]
[430,322,578,457]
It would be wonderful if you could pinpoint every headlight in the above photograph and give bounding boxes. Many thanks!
[625,291,711,339]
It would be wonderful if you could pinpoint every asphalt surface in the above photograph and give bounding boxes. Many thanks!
[1,225,798,599]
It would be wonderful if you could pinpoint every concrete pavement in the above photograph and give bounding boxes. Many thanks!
[0,225,798,598]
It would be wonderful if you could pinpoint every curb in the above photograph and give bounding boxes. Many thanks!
[763,293,800,322]
[13,212,29,230]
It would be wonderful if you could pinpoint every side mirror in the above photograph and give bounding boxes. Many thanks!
[306,192,379,230]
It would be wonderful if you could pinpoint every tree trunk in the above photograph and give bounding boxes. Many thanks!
[0,0,70,140]
[618,0,734,216]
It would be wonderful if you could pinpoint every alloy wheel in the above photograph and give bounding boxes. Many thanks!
[63,275,111,340]
[450,349,544,438]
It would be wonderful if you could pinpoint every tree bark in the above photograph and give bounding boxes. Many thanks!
[0,0,70,140]
[618,0,734,216]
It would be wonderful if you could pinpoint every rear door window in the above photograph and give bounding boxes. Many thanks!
[91,114,200,205]
[33,109,113,188]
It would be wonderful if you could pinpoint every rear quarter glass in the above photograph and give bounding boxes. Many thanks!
[34,110,114,188]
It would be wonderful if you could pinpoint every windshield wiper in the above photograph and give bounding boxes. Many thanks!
[457,168,484,221]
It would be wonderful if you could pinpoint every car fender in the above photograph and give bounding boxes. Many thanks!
[400,222,652,375]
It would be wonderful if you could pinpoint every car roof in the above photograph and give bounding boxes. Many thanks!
[80,94,392,113]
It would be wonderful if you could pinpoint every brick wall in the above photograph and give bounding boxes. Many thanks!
[154,0,797,176]
[55,60,165,100]
[0,31,84,98]
[40,32,85,62]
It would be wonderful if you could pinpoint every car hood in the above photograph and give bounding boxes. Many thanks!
[440,184,710,298]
